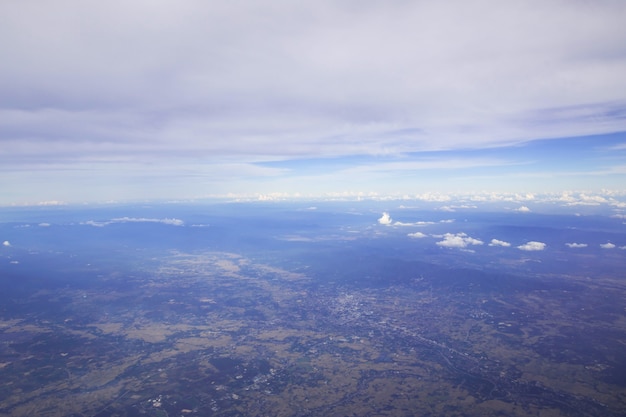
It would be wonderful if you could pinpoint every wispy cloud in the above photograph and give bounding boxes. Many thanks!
[82,217,184,227]
[394,221,434,226]
[408,232,427,239]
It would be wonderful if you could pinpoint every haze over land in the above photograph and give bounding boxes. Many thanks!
[2,1,626,205]
[1,201,626,416]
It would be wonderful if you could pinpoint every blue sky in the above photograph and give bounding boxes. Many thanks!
[1,1,626,205]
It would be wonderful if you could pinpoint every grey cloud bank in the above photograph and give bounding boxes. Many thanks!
[1,1,626,204]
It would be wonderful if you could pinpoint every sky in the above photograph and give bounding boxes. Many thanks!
[1,1,626,205]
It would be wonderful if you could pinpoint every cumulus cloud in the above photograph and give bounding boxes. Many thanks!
[436,233,483,249]
[82,217,184,227]
[2,240,11,247]
[408,232,427,238]
[565,243,587,248]
[600,242,616,249]
[517,241,546,251]
[378,212,392,225]
[488,239,511,247]
[515,206,531,212]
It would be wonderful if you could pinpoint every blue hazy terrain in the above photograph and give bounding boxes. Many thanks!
[1,201,625,416]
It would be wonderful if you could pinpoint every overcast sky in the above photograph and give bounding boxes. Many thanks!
[1,1,626,204]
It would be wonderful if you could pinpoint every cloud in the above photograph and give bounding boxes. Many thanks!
[436,233,483,249]
[2,2,626,204]
[391,218,455,227]
[38,223,51,227]
[488,239,511,247]
[393,221,415,226]
[82,217,184,227]
[515,206,531,212]
[2,240,10,247]
[378,212,392,225]
[565,242,587,248]
[408,232,427,238]
[517,241,546,251]
[600,242,616,249]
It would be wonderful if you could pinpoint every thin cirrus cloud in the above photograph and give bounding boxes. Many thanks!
[1,1,626,204]
[82,217,184,227]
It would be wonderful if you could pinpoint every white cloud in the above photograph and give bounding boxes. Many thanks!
[2,240,10,247]
[489,239,511,247]
[408,232,427,238]
[82,217,184,227]
[565,242,587,248]
[600,242,616,249]
[118,217,184,226]
[394,220,436,226]
[517,241,546,251]
[38,223,51,227]
[515,206,531,212]
[436,233,483,249]
[378,212,392,225]
[82,220,106,227]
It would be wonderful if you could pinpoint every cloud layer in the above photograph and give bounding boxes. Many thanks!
[2,1,626,203]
